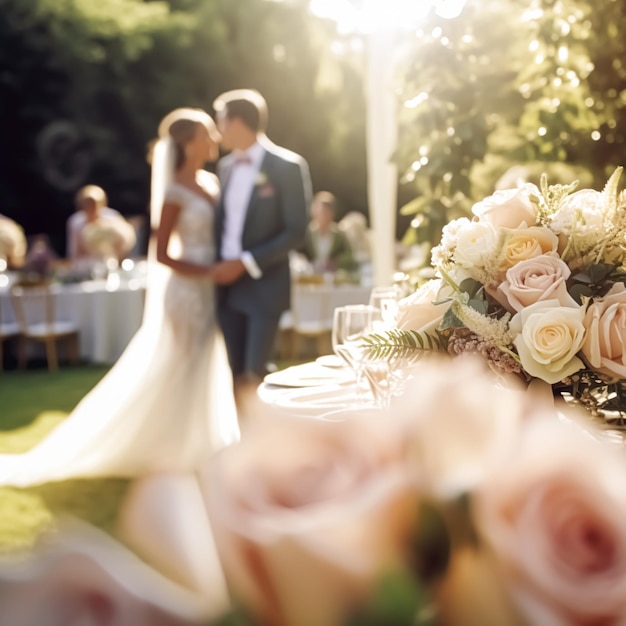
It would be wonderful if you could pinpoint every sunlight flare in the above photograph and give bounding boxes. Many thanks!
[309,0,468,33]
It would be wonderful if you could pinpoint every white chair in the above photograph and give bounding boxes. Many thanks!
[289,281,334,359]
[10,278,80,371]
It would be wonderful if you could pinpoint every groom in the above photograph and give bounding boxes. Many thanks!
[211,89,312,415]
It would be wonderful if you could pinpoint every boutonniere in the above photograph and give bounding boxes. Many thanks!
[254,172,269,186]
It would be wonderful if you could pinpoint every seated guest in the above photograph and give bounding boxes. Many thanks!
[302,191,357,274]
[0,213,26,269]
[67,185,135,264]
[23,234,58,277]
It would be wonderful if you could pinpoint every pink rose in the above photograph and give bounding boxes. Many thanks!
[496,252,578,312]
[474,417,626,626]
[582,283,626,378]
[202,417,416,626]
[472,184,539,229]
[396,279,451,334]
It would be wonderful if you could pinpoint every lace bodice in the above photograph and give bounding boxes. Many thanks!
[164,179,218,265]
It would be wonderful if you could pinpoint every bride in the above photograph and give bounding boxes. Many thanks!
[0,109,239,621]
[0,107,240,484]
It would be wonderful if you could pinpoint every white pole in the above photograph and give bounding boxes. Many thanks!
[365,27,398,287]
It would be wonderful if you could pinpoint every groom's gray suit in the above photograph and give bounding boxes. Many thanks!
[215,137,311,377]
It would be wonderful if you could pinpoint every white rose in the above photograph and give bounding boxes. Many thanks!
[472,183,539,229]
[452,220,499,272]
[550,189,605,243]
[510,300,586,384]
[497,252,578,312]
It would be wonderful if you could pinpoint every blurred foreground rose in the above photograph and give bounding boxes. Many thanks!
[397,356,523,498]
[474,417,626,626]
[202,416,417,626]
[0,522,209,626]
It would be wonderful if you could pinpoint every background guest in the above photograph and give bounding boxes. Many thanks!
[302,191,357,274]
[66,184,136,265]
[23,234,58,277]
[0,213,26,269]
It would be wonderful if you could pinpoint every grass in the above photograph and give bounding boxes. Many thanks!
[0,365,130,552]
[0,358,306,553]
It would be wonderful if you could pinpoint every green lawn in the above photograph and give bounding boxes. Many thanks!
[0,365,129,552]
[0,359,305,553]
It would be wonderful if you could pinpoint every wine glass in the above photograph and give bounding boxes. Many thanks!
[332,305,380,405]
[368,285,401,331]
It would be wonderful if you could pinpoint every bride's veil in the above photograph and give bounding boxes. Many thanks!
[142,136,177,333]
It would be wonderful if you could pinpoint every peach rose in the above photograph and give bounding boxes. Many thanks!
[202,417,417,626]
[474,417,626,626]
[472,183,540,229]
[510,299,586,384]
[497,252,578,313]
[497,226,559,275]
[582,283,626,378]
[396,278,452,334]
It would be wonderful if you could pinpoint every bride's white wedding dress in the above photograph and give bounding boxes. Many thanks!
[0,179,239,486]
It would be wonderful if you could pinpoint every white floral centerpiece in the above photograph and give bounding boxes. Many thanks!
[0,216,26,268]
[364,167,626,422]
[81,214,136,263]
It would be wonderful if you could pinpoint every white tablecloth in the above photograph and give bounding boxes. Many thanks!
[257,360,363,418]
[1,277,146,364]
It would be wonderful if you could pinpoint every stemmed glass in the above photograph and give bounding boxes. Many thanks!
[332,304,380,406]
[368,285,401,331]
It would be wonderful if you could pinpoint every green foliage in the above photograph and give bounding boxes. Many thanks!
[0,0,368,251]
[568,263,626,303]
[397,0,626,269]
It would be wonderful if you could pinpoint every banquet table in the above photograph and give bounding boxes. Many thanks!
[258,359,363,419]
[0,276,146,364]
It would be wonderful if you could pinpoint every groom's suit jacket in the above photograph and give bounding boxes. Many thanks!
[215,137,312,315]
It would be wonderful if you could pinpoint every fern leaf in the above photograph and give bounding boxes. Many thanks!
[360,329,444,364]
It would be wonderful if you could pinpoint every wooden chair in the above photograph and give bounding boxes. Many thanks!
[0,289,20,372]
[10,278,80,371]
[289,281,334,359]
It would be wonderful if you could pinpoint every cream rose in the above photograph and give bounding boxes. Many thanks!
[497,226,559,275]
[396,278,452,334]
[497,252,578,313]
[582,283,626,378]
[471,183,540,229]
[510,299,586,384]
[474,417,626,626]
[202,417,416,626]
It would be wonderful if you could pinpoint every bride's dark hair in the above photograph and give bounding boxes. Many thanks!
[147,108,219,170]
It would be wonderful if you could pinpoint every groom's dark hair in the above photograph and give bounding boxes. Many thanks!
[213,89,268,133]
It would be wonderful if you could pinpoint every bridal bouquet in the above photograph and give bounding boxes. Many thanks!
[0,216,26,267]
[81,214,136,261]
[367,167,626,421]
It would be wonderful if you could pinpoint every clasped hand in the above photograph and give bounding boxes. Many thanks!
[209,259,246,285]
